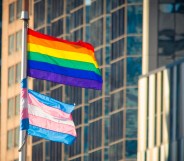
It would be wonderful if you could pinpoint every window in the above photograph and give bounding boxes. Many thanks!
[16,30,22,51]
[89,120,102,150]
[126,109,137,138]
[8,34,14,54]
[89,99,102,120]
[34,0,45,28]
[127,5,143,34]
[7,130,14,149]
[126,57,142,85]
[16,0,22,19]
[50,86,62,101]
[111,38,124,60]
[110,111,124,142]
[8,98,14,118]
[109,142,123,160]
[69,128,82,157]
[91,18,103,47]
[14,127,19,147]
[16,63,21,83]
[110,90,124,112]
[15,95,20,115]
[8,66,14,86]
[51,19,64,37]
[89,150,102,161]
[111,60,124,91]
[51,0,64,19]
[9,3,15,23]
[111,8,124,39]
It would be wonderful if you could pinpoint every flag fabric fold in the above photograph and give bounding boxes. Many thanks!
[27,28,103,90]
[20,79,76,144]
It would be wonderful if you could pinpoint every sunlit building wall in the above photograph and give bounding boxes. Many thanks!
[0,0,33,161]
[138,59,184,161]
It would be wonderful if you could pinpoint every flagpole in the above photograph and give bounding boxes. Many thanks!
[19,0,29,161]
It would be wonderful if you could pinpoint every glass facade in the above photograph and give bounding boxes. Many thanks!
[31,0,143,160]
[158,0,184,67]
[138,59,184,161]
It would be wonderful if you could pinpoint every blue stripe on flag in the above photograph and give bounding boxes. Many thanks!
[28,60,103,82]
[21,118,29,130]
[28,124,76,144]
[28,89,74,114]
[21,78,27,88]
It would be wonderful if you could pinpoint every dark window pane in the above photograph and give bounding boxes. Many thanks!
[71,28,83,41]
[89,120,102,150]
[8,98,14,118]
[126,57,142,85]
[32,143,43,161]
[111,60,124,91]
[95,48,103,66]
[109,142,123,161]
[50,86,62,101]
[8,66,14,86]
[127,5,143,34]
[110,111,124,142]
[110,90,124,112]
[91,18,103,47]
[127,0,142,3]
[49,142,62,161]
[51,19,63,37]
[71,8,83,29]
[34,0,45,28]
[126,109,137,138]
[112,8,124,39]
[89,99,103,120]
[69,0,83,10]
[112,0,124,9]
[158,4,175,56]
[69,128,82,156]
[126,88,138,107]
[91,0,103,18]
[65,86,82,105]
[89,150,102,161]
[9,3,15,23]
[111,38,124,60]
[33,79,44,93]
[16,0,22,19]
[16,63,21,83]
[51,0,64,19]
[73,107,82,126]
[9,34,14,54]
[127,36,142,55]
[125,140,137,158]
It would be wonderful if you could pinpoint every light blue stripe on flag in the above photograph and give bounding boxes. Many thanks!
[28,89,74,114]
[28,124,76,144]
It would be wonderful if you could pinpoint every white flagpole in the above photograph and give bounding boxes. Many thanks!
[19,0,29,161]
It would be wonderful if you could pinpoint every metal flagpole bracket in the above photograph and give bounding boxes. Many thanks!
[18,131,28,152]
[20,11,29,20]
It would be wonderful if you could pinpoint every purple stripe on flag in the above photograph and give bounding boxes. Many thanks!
[27,68,102,90]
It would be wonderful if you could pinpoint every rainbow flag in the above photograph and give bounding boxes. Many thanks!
[27,29,102,90]
[20,79,76,144]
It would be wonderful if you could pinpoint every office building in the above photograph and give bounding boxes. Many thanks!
[138,59,184,161]
[1,0,143,160]
[0,0,33,161]
[138,0,184,161]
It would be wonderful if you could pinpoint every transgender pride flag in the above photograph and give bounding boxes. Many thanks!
[20,80,76,144]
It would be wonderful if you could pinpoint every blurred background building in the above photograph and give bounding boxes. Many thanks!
[0,0,183,161]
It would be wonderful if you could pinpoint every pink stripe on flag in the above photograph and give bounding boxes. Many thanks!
[21,88,27,98]
[29,114,77,136]
[28,93,72,119]
[21,108,28,119]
